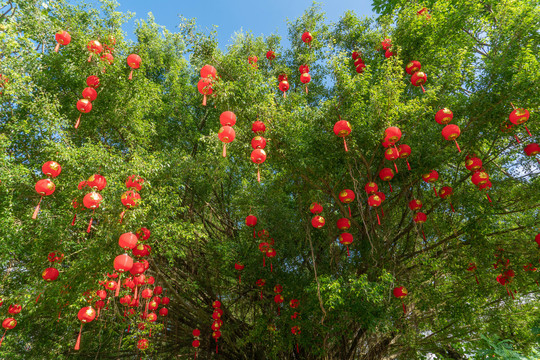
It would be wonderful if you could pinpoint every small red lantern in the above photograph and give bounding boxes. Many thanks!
[248,55,258,67]
[413,212,427,224]
[75,98,92,128]
[435,108,453,125]
[54,30,71,52]
[82,87,97,102]
[278,73,288,82]
[365,182,378,195]
[302,31,313,46]
[42,161,62,178]
[48,251,64,263]
[309,202,323,214]
[379,168,395,192]
[471,171,489,186]
[252,120,266,134]
[266,248,276,272]
[439,186,455,212]
[87,174,107,190]
[137,338,149,350]
[367,194,382,224]
[218,126,235,157]
[0,318,17,348]
[411,71,427,92]
[197,77,213,106]
[384,147,400,173]
[219,111,236,126]
[339,232,353,256]
[86,75,100,88]
[126,54,141,80]
[32,179,55,219]
[337,218,351,231]
[235,263,244,283]
[398,144,412,170]
[311,215,325,229]
[385,126,402,145]
[339,189,355,217]
[442,124,461,152]
[119,232,138,250]
[121,190,141,209]
[278,80,289,97]
[74,306,96,350]
[42,267,59,282]
[392,286,408,314]
[524,143,540,158]
[384,49,394,58]
[251,136,267,149]
[159,307,168,316]
[86,40,102,62]
[408,199,422,212]
[381,38,391,50]
[509,107,531,136]
[8,304,21,315]
[256,278,266,299]
[266,50,276,61]
[245,214,257,238]
[124,175,144,191]
[200,65,217,79]
[465,156,482,171]
[114,254,133,296]
[405,60,421,75]
[299,64,309,74]
[300,73,311,94]
[422,170,439,197]
[136,227,151,241]
[251,149,267,183]
[333,119,352,152]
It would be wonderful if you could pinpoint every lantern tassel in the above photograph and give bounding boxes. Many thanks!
[486,193,492,203]
[0,330,6,348]
[474,274,479,285]
[202,94,207,106]
[376,213,380,225]
[257,165,261,183]
[115,273,121,297]
[283,91,286,98]
[149,328,152,337]
[381,207,384,217]
[119,210,125,223]
[97,308,101,318]
[433,186,438,197]
[134,285,138,300]
[305,86,308,94]
[128,70,133,80]
[454,139,461,152]
[270,262,273,272]
[348,205,351,218]
[343,138,348,152]
[506,285,514,300]
[525,126,532,137]
[347,245,350,257]
[406,159,411,170]
[263,256,265,267]
[296,343,299,353]
[402,301,406,314]
[450,202,455,212]
[394,162,398,173]
[514,135,520,144]
[87,54,92,62]
[421,85,425,93]
[260,289,263,299]
[222,143,227,158]
[87,217,93,233]
[239,274,241,284]
[32,196,42,219]
[75,113,82,129]
[422,229,426,241]
[54,43,60,52]
[216,339,218,354]
[74,323,83,350]
[71,213,77,226]
[389,183,393,192]
[36,293,41,303]
[253,229,255,238]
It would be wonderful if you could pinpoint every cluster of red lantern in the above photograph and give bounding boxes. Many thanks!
[248,55,258,68]
[393,286,408,314]
[42,250,63,282]
[409,198,427,240]
[290,298,301,353]
[299,64,311,93]
[258,229,277,272]
[81,173,106,232]
[211,300,223,354]
[0,304,21,348]
[366,183,384,225]
[310,202,325,229]
[218,111,236,157]
[120,175,144,222]
[251,118,268,182]
[198,65,216,106]
[278,73,289,97]
[352,51,366,73]
[273,284,284,315]
[337,216,353,256]
[382,126,411,174]
[435,108,462,152]
[405,59,427,92]
[381,38,394,59]
[54,30,71,52]
[333,116,352,152]
[466,155,492,203]
[127,53,141,80]
[32,161,61,219]
[192,328,201,358]
[75,75,100,128]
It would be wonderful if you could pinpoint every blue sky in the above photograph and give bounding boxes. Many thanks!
[84,0,374,47]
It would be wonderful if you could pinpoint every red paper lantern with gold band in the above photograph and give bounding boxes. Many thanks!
[333,120,352,152]
[309,202,323,214]
[339,232,353,256]
[32,179,56,219]
[87,174,107,191]
[465,156,482,171]
[311,216,325,229]
[405,60,421,75]
[201,65,217,79]
[218,126,235,157]
[251,136,266,149]
[1,317,17,348]
[279,80,289,97]
[393,286,408,314]
[75,99,92,129]
[439,186,455,212]
[385,147,400,173]
[422,170,439,197]
[509,107,532,137]
[252,121,266,134]
[126,54,141,80]
[368,194,382,225]
[381,38,391,50]
[379,168,395,192]
[413,212,427,224]
[435,108,453,125]
[524,143,540,158]
[300,73,311,93]
[119,232,138,250]
[398,144,412,170]
[197,78,213,106]
[126,175,144,191]
[442,124,461,152]
[266,50,276,61]
[411,71,427,92]
[54,30,71,52]
[246,215,257,238]
[384,127,402,145]
[42,161,62,178]
[251,149,267,183]
[86,40,102,62]
[337,218,351,230]
[365,182,378,195]
[408,199,422,212]
[339,189,355,217]
[471,171,489,186]
[74,306,96,350]
[220,111,236,127]
[42,267,59,282]
[301,31,313,46]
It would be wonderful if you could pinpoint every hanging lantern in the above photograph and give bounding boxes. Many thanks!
[333,120,352,152]
[422,170,439,197]
[337,218,351,231]
[405,60,421,75]
[234,263,244,283]
[82,87,97,102]
[465,156,482,171]
[137,339,149,351]
[398,144,412,170]
[381,38,392,50]
[86,75,100,88]
[42,267,59,282]
[245,214,257,238]
[384,126,402,145]
[132,244,151,258]
[413,212,427,240]
[248,55,258,68]
[48,251,64,263]
[124,175,144,192]
[120,190,141,222]
[119,232,138,250]
[126,54,141,80]
[251,149,267,183]
[87,174,107,191]
[368,194,382,225]
[197,78,213,106]
[365,182,378,195]
[266,50,276,61]
[278,80,289,98]
[477,180,493,203]
[379,168,395,192]
[471,171,489,186]
[439,186,455,212]
[86,40,103,62]
[300,73,311,94]
[435,108,453,125]
[339,232,353,256]
[256,278,266,299]
[524,143,540,159]
[42,161,62,178]
[75,99,92,129]
[252,120,266,134]
[384,49,394,58]
[411,71,427,92]
[509,107,531,136]
[266,248,276,272]
[200,65,217,79]
[467,262,479,284]
[100,53,114,72]
[159,307,168,317]
[299,64,310,74]
[74,306,96,350]
[218,126,235,157]
[442,124,461,152]
[32,179,55,219]
[309,202,323,214]
[301,31,313,47]
[384,147,400,173]
[311,215,325,229]
[219,111,236,126]
[251,136,267,149]
[392,286,408,314]
[408,199,422,212]
[114,254,134,297]
[258,229,270,239]
[8,304,21,315]
[54,30,71,52]
[136,227,151,241]
[338,189,355,217]
[0,318,17,348]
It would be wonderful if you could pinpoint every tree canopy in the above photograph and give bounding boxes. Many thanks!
[0,0,539,359]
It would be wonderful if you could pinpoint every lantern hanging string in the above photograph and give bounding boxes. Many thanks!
[32,196,43,219]
[433,186,438,197]
[474,274,479,285]
[71,213,77,226]
[74,323,83,350]
[514,135,520,144]
[486,193,492,203]
[0,330,6,348]
[87,209,95,233]
[75,113,82,129]
[505,285,514,300]
[454,139,461,153]
[222,143,227,158]
[376,212,381,225]
[115,273,122,297]
[343,138,348,152]
[393,162,398,173]
[388,183,393,193]
[406,159,411,170]
[381,206,385,217]
[346,245,350,257]
[450,202,455,212]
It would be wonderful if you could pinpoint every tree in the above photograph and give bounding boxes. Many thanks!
[0,0,539,359]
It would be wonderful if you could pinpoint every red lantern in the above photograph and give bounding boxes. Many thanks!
[256,278,266,299]
[74,306,96,350]
[137,338,149,350]
[301,31,313,46]
[339,189,355,217]
[220,111,236,126]
[42,267,59,282]
[422,170,439,197]
[393,286,408,314]
[365,182,378,195]
[339,232,353,256]
[0,318,17,348]
[413,212,427,224]
[8,304,21,315]
[465,156,482,171]
[114,254,133,296]
[75,98,92,128]
[96,289,107,300]
[136,227,151,241]
[251,149,267,183]
[252,120,266,134]
[333,120,352,152]
[471,171,489,186]
[278,73,288,82]
[355,62,366,73]
[121,190,141,209]
[439,186,455,212]
[442,124,461,152]
[278,80,289,97]
[48,251,64,263]
[197,77,213,106]
[246,215,257,238]
[126,54,141,80]
[266,50,276,61]
[435,108,453,125]
[300,73,311,94]
[535,233,540,248]
[32,179,55,219]
[384,49,394,58]
[125,175,144,191]
[398,144,412,170]
[218,126,235,157]
[309,202,323,214]
[86,75,100,89]
[337,218,351,230]
[299,64,309,74]
[368,194,382,224]
[83,192,102,233]
[405,60,421,75]
[258,229,270,239]
[251,136,266,149]
[54,30,71,52]
[235,263,244,283]
[384,147,400,173]
[42,161,62,178]
[385,126,402,145]
[200,65,217,79]
[159,307,168,316]
[524,143,540,158]
[100,53,114,70]
[379,168,394,192]
[87,174,107,190]
[266,248,277,272]
[81,87,97,102]
[411,71,427,92]
[509,107,531,136]
[248,55,258,67]
[311,215,325,229]
[381,38,391,50]
[86,40,102,62]
[119,232,138,250]
[408,199,422,212]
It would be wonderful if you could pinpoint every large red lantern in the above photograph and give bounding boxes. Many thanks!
[197,78,213,106]
[524,143,540,160]
[0,318,17,348]
[465,156,482,171]
[32,179,55,219]
[82,87,97,102]
[368,194,382,224]
[339,189,355,217]
[509,107,531,136]
[251,136,266,149]
[435,108,453,125]
[114,254,134,296]
[86,75,100,89]
[75,98,92,129]
[411,71,427,92]
[83,192,103,233]
[384,147,399,173]
[42,161,62,178]
[442,124,461,152]
[251,149,267,183]
[408,199,422,212]
[333,119,352,152]
[422,170,439,197]
[119,232,138,250]
[87,174,107,190]
[86,40,102,62]
[42,267,59,282]
[136,227,151,241]
[278,80,289,97]
[302,31,313,46]
[252,120,266,134]
[311,215,325,229]
[393,286,408,314]
[54,30,71,52]
[379,168,395,192]
[200,65,217,79]
[74,306,96,350]
[218,126,235,157]
[337,218,351,230]
[439,186,455,212]
[309,202,323,214]
[384,127,402,145]
[126,54,141,80]
[339,232,353,256]
[220,111,236,126]
[405,60,421,75]
[398,144,412,170]
[365,182,378,195]
[471,171,489,186]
